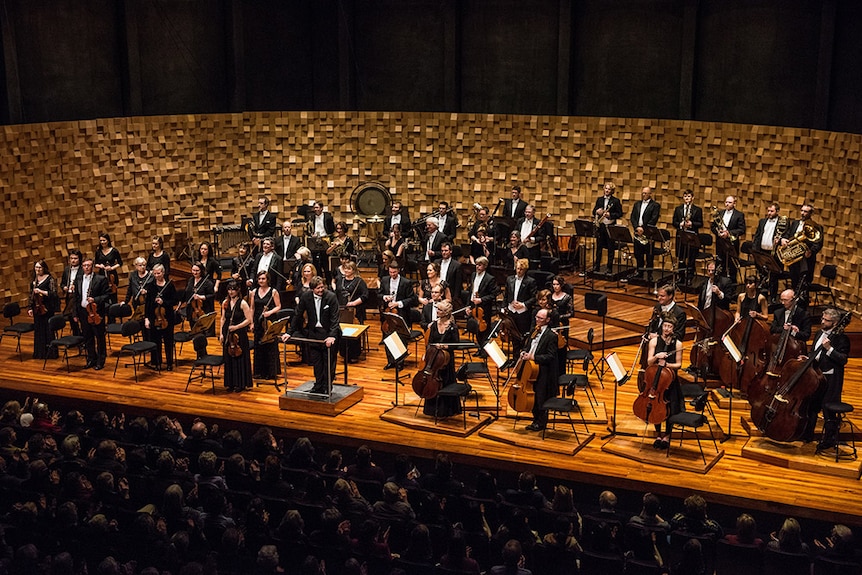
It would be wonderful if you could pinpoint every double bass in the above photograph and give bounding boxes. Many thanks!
[716,313,771,398]
[412,344,450,399]
[504,327,540,413]
[689,302,734,379]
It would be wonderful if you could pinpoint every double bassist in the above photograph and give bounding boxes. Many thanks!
[770,289,811,345]
[698,260,735,312]
[421,300,461,418]
[144,264,177,371]
[808,308,850,449]
[522,308,558,432]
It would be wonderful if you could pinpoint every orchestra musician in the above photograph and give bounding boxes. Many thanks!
[94,232,122,304]
[648,284,687,343]
[276,221,302,263]
[501,231,530,271]
[307,201,335,281]
[197,241,222,295]
[383,201,412,239]
[60,249,83,336]
[751,202,785,300]
[295,262,317,307]
[28,260,58,360]
[516,205,545,264]
[630,187,661,282]
[419,262,451,306]
[780,203,823,291]
[423,217,448,262]
[504,185,528,220]
[380,260,418,369]
[437,242,462,301]
[125,257,153,321]
[735,274,769,321]
[504,258,537,342]
[281,275,341,394]
[592,182,624,274]
[808,308,850,450]
[220,280,253,393]
[230,243,256,296]
[250,270,282,381]
[470,224,495,265]
[522,307,559,432]
[334,260,368,362]
[711,195,746,281]
[249,196,277,251]
[469,206,495,252]
[646,315,684,450]
[251,237,285,291]
[769,288,811,344]
[290,247,314,290]
[326,222,356,275]
[550,275,574,375]
[144,264,176,371]
[467,256,500,356]
[671,189,703,284]
[384,224,407,269]
[422,300,461,418]
[180,262,216,335]
[435,201,459,239]
[75,257,110,370]
[698,260,735,311]
[147,236,171,278]
[421,284,445,330]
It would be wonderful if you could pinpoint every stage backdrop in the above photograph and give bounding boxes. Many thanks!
[1,111,859,310]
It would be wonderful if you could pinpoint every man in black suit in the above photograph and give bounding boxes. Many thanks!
[780,203,823,290]
[630,187,662,281]
[275,221,301,263]
[504,258,537,341]
[711,195,746,281]
[697,259,735,311]
[769,288,811,343]
[420,284,445,330]
[515,204,545,263]
[423,217,448,262]
[252,237,285,290]
[383,201,411,239]
[808,308,850,449]
[522,308,559,431]
[282,276,341,394]
[379,261,418,368]
[307,201,336,281]
[467,256,500,352]
[249,196,277,251]
[751,202,786,300]
[437,242,462,303]
[648,284,687,342]
[503,185,528,220]
[592,182,624,273]
[61,249,83,336]
[75,257,111,369]
[671,189,704,284]
[435,201,459,239]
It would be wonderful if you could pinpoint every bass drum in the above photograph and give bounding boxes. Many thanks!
[350,181,391,217]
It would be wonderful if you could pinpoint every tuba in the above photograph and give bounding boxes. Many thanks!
[776,224,821,268]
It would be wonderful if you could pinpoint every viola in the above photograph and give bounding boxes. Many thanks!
[228,332,243,357]
[34,292,47,316]
[506,356,539,413]
[106,271,118,294]
[130,292,146,322]
[632,363,674,425]
[190,298,204,322]
[154,306,169,330]
[86,301,101,325]
[412,344,450,399]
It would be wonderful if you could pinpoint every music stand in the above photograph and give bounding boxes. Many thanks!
[600,352,638,440]
[752,251,784,297]
[175,214,200,263]
[606,225,634,285]
[482,339,508,419]
[683,302,713,384]
[383,331,409,406]
[642,225,670,291]
[260,317,290,344]
[584,292,609,381]
[573,219,596,286]
[381,312,413,404]
[189,312,217,336]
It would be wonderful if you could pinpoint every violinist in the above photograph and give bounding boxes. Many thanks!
[125,257,153,321]
[516,205,545,263]
[423,217,448,262]
[504,258,537,341]
[522,308,559,432]
[144,264,177,371]
[808,308,850,450]
[252,237,284,291]
[60,250,83,336]
[147,236,171,278]
[220,280,253,393]
[698,260,735,311]
[383,224,406,268]
[467,256,500,355]
[94,233,122,304]
[421,284,445,330]
[735,275,768,322]
[290,247,313,289]
[501,231,530,271]
[436,242,462,302]
[28,260,58,360]
[180,262,216,335]
[422,300,461,418]
[646,316,684,449]
[470,224,494,265]
[250,270,282,381]
[197,241,222,295]
[326,221,356,269]
[550,275,574,374]
[230,243,255,296]
[281,276,341,395]
[769,289,811,344]
[74,257,110,370]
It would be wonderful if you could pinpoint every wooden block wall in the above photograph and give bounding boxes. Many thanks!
[0,112,859,311]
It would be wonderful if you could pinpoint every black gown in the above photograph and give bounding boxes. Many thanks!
[252,287,280,380]
[738,294,760,318]
[95,247,122,303]
[654,337,684,418]
[31,276,58,359]
[422,321,461,417]
[222,298,252,391]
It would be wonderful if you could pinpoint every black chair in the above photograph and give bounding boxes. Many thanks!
[174,311,217,361]
[810,264,837,308]
[566,327,603,388]
[763,547,812,575]
[112,320,158,382]
[669,530,718,575]
[541,375,588,441]
[714,539,764,575]
[559,372,597,416]
[434,382,480,429]
[579,549,625,575]
[185,335,224,393]
[1,302,35,361]
[105,302,133,351]
[44,315,85,372]
[813,553,862,575]
[817,401,857,462]
[666,392,720,464]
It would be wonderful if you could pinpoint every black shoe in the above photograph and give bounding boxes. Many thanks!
[653,437,663,449]
[525,423,544,431]
[165,365,173,372]
[93,364,103,371]
[85,361,96,369]
[816,438,837,451]
[659,438,670,450]
[310,386,328,394]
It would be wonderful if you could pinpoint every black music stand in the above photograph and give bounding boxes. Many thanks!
[573,218,596,286]
[676,231,702,295]
[256,317,290,391]
[584,292,609,381]
[606,225,635,285]
[752,251,784,299]
[381,312,412,405]
[600,351,639,440]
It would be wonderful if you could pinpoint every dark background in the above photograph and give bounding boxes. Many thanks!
[0,0,859,134]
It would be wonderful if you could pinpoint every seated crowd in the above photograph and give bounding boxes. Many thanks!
[0,396,859,575]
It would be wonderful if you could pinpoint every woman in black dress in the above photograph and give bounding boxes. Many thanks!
[384,224,406,268]
[736,274,768,321]
[197,241,222,295]
[470,225,494,265]
[501,231,530,271]
[28,260,58,359]
[95,232,122,303]
[250,271,282,380]
[144,264,177,371]
[419,262,451,306]
[179,262,215,334]
[147,236,171,278]
[335,261,368,362]
[220,280,253,392]
[550,275,574,374]
[230,243,255,297]
[646,315,684,449]
[125,257,153,321]
[422,300,461,418]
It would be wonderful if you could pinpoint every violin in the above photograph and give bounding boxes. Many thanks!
[154,306,169,330]
[228,332,243,357]
[106,270,117,294]
[471,292,488,332]
[632,363,674,425]
[130,292,146,321]
[86,301,101,325]
[34,292,47,316]
[190,298,204,321]
[412,344,450,399]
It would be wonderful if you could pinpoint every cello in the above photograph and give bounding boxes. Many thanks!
[412,344,450,399]
[632,364,674,425]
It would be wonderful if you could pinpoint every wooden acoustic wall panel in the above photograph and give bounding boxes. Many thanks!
[0,113,858,311]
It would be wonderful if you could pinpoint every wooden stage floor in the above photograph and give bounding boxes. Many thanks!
[2,279,861,528]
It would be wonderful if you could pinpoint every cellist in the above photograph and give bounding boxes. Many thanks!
[421,300,461,419]
[522,308,558,432]
[646,316,684,449]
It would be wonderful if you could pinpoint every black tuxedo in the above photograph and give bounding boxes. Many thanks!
[515,216,545,261]
[671,203,704,282]
[307,212,336,279]
[712,209,746,280]
[423,230,448,261]
[436,212,458,239]
[808,327,850,441]
[379,275,417,328]
[782,218,823,288]
[253,251,285,290]
[504,274,537,337]
[60,265,82,334]
[276,234,301,262]
[504,198,527,220]
[524,326,559,427]
[648,302,687,342]
[592,195,624,270]
[437,257,462,301]
[697,275,735,311]
[290,289,341,392]
[75,273,110,367]
[751,217,782,253]
[770,306,811,343]
[420,302,437,330]
[383,212,412,238]
[250,210,277,241]
[630,200,661,274]
[466,271,500,343]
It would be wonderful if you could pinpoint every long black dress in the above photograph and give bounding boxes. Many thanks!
[31,276,58,359]
[253,287,280,380]
[95,247,122,304]
[422,321,461,418]
[222,298,252,391]
[654,336,684,418]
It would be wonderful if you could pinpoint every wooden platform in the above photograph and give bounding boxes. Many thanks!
[741,436,862,480]
[479,418,595,457]
[602,436,725,475]
[278,382,364,416]
[380,405,492,438]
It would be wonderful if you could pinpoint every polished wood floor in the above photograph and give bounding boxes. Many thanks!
[2,280,861,528]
